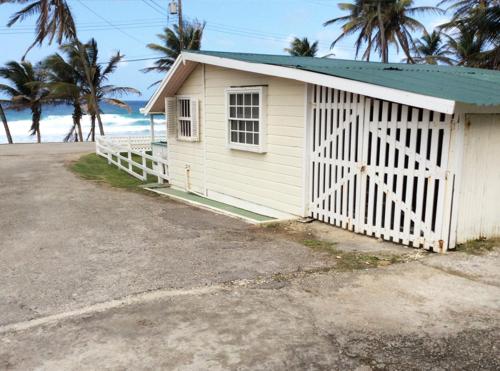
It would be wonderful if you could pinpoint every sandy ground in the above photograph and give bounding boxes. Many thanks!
[0,143,499,370]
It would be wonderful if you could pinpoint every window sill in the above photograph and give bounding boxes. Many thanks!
[228,143,266,154]
[177,136,199,142]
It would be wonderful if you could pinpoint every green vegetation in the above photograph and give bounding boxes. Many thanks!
[142,20,206,87]
[302,238,404,271]
[0,1,140,143]
[70,153,151,190]
[285,37,319,57]
[323,0,499,68]
[456,238,499,255]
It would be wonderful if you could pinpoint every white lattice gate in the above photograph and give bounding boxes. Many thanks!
[309,85,458,252]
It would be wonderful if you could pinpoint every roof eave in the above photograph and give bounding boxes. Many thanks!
[142,55,193,115]
[182,51,457,114]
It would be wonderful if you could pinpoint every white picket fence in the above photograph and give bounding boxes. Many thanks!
[95,136,169,182]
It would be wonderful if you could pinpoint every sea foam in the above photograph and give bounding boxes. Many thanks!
[0,113,166,143]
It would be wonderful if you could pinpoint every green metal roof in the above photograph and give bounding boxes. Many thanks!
[191,51,500,106]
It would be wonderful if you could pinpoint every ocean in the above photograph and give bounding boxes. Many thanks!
[0,100,165,144]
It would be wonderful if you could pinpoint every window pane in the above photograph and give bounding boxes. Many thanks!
[231,120,237,130]
[252,93,259,105]
[231,132,237,142]
[252,107,259,119]
[238,121,245,131]
[254,134,259,145]
[237,107,243,118]
[246,121,253,131]
[244,107,251,118]
[244,93,251,105]
[229,94,236,105]
[237,94,243,105]
[238,132,245,143]
[229,107,236,118]
[246,133,253,144]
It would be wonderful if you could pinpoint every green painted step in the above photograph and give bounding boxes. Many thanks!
[147,187,276,223]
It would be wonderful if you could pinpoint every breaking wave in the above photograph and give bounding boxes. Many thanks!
[0,113,166,143]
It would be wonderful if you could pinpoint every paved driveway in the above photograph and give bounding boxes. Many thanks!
[0,143,499,370]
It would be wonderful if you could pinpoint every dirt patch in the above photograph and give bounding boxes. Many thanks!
[256,221,426,272]
[456,238,500,255]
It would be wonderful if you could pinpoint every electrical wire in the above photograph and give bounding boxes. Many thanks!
[74,0,147,45]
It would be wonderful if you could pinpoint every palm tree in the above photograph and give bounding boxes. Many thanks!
[0,102,13,144]
[0,0,76,59]
[62,39,141,141]
[440,0,499,69]
[44,53,85,141]
[142,20,205,86]
[324,0,442,63]
[444,25,487,67]
[0,61,49,143]
[285,37,319,57]
[1,1,106,128]
[406,30,453,65]
[438,0,494,22]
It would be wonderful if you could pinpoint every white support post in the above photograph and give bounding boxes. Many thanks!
[150,115,156,143]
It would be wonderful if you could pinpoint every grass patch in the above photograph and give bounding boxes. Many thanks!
[303,238,404,271]
[69,153,153,190]
[456,238,499,255]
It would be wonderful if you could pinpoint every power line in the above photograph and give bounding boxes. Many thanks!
[74,0,146,45]
[148,0,170,16]
[141,0,168,17]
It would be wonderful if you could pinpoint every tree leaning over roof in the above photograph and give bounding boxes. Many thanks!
[324,0,443,63]
[142,20,205,86]
[406,30,454,65]
[285,37,319,57]
[443,24,487,67]
[0,102,13,144]
[439,0,499,69]
[0,61,49,143]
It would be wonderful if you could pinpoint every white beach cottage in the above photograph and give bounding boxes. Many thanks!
[142,51,500,252]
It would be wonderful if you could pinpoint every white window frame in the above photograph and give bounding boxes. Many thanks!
[176,95,197,141]
[225,86,267,153]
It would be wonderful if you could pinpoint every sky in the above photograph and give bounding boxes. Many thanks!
[0,0,450,101]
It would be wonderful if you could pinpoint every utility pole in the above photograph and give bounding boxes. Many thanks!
[178,0,183,50]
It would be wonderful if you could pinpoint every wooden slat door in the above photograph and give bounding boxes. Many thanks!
[309,85,455,252]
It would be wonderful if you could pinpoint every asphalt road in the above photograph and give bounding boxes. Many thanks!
[0,143,499,370]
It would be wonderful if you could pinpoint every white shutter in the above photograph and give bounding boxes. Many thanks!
[166,97,177,139]
[190,97,200,142]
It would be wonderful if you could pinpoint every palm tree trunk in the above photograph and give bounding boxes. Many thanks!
[90,114,96,142]
[377,1,388,63]
[96,112,105,136]
[31,106,42,143]
[76,40,105,137]
[72,101,84,141]
[0,103,13,144]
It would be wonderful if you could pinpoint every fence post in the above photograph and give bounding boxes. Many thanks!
[142,155,147,181]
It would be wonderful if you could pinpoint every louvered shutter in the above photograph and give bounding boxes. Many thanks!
[190,97,199,141]
[166,97,177,139]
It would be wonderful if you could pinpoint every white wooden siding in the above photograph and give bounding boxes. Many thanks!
[167,64,205,193]
[166,64,306,216]
[456,114,500,242]
[203,65,306,216]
